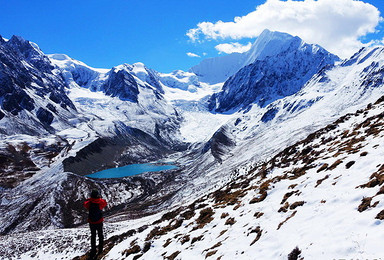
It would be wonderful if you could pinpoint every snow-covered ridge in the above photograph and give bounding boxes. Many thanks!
[3,96,384,259]
[208,31,339,112]
[0,35,78,136]
[175,44,384,208]
[49,53,109,74]
[190,29,339,84]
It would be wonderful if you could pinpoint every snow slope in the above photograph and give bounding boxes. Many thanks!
[3,95,384,260]
[174,45,384,209]
[0,36,78,136]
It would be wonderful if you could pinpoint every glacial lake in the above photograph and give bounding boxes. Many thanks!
[86,163,177,179]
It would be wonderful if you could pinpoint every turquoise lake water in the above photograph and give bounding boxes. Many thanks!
[86,163,177,178]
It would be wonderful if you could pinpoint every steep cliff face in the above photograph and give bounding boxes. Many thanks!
[0,36,77,135]
[208,32,339,112]
[190,29,339,85]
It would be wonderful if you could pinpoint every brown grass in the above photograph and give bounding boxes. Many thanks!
[163,238,172,248]
[122,245,141,257]
[217,230,227,238]
[225,217,236,226]
[281,190,299,204]
[328,159,343,170]
[317,163,329,173]
[204,242,222,252]
[249,226,262,246]
[358,197,373,212]
[194,207,215,229]
[345,161,355,169]
[166,251,180,260]
[179,235,190,245]
[212,189,246,207]
[180,209,195,220]
[191,235,204,244]
[277,211,297,230]
[278,202,290,213]
[249,191,267,204]
[146,219,183,241]
[133,254,143,260]
[358,172,384,189]
[376,210,384,220]
[254,212,264,219]
[315,175,330,188]
[205,250,218,258]
[289,201,305,210]
[220,213,229,219]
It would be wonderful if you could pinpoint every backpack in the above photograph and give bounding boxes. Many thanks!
[89,202,103,222]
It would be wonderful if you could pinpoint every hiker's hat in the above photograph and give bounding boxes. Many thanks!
[91,190,100,198]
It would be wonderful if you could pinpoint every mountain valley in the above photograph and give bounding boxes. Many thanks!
[1,29,384,259]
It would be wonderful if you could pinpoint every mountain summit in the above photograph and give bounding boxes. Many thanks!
[190,29,339,85]
[207,30,339,112]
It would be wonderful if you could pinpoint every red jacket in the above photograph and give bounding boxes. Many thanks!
[84,197,107,224]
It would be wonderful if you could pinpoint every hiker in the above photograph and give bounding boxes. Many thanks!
[84,190,107,258]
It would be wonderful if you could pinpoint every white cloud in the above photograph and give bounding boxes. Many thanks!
[215,42,252,54]
[186,0,382,58]
[186,52,200,58]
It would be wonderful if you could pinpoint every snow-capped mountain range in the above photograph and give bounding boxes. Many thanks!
[1,28,384,259]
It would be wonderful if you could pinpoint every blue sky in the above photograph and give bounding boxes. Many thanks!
[1,0,384,73]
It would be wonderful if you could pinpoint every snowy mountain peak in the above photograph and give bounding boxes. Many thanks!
[190,30,338,84]
[342,46,384,66]
[49,53,108,73]
[132,61,146,69]
[7,35,45,57]
[4,35,54,72]
[129,62,153,79]
[208,33,339,112]
[245,29,302,63]
[8,35,28,45]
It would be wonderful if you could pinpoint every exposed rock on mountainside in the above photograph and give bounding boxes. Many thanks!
[0,35,77,135]
[208,32,339,112]
[191,29,338,85]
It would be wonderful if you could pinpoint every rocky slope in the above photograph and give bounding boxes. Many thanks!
[2,94,384,260]
[0,35,78,136]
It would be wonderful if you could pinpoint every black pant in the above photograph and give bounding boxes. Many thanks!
[89,223,104,254]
